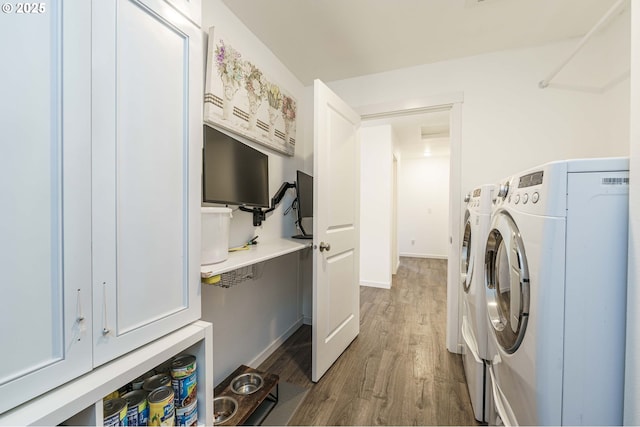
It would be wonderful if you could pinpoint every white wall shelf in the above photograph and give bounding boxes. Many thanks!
[0,321,213,426]
[201,238,310,277]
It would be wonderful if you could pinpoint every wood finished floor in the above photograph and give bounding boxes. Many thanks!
[257,257,480,426]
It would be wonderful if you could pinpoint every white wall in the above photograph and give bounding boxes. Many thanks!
[201,252,302,385]
[200,0,308,384]
[327,12,630,192]
[360,125,394,288]
[398,154,450,258]
[625,3,639,424]
[201,1,307,245]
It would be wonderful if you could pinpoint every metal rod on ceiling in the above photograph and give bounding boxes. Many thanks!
[538,0,626,89]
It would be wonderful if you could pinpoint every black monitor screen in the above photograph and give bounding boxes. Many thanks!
[202,125,269,208]
[296,170,313,218]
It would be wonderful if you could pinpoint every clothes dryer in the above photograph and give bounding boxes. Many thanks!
[484,158,629,426]
[460,184,495,422]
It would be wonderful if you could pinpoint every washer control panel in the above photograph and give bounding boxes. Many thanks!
[497,171,544,211]
[496,171,544,212]
[518,170,544,188]
[510,189,541,205]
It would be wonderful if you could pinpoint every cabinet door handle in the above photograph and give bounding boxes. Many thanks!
[102,282,110,335]
[74,288,87,342]
[76,288,85,322]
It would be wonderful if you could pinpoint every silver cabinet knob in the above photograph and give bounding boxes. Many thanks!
[319,242,331,252]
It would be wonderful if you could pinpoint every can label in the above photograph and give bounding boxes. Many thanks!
[172,372,197,408]
[171,355,196,380]
[126,401,148,426]
[149,387,175,426]
[104,407,128,427]
[123,393,149,426]
[175,399,198,426]
[104,399,128,427]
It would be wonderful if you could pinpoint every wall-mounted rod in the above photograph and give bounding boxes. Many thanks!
[538,0,626,89]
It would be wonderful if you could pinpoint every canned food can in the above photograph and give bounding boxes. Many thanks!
[143,373,172,393]
[104,398,128,426]
[132,370,155,390]
[154,359,174,375]
[104,390,120,400]
[170,355,196,379]
[122,390,149,426]
[175,399,198,426]
[171,372,197,408]
[148,386,175,426]
[119,384,132,396]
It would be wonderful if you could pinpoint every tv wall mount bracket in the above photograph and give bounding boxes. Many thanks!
[239,182,295,226]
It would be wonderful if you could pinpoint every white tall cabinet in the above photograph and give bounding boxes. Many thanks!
[91,0,202,367]
[0,0,203,418]
[0,1,93,414]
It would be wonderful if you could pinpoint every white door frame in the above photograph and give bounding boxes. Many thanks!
[355,92,464,354]
[392,153,399,275]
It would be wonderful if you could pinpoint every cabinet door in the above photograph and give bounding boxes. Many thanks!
[0,1,92,414]
[165,0,201,24]
[92,0,202,367]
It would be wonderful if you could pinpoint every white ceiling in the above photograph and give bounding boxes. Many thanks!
[221,0,619,157]
[222,0,619,85]
[364,110,451,159]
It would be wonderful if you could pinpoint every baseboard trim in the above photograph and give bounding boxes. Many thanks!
[400,253,448,260]
[302,316,312,325]
[248,318,304,367]
[360,280,391,289]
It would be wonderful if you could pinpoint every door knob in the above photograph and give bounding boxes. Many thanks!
[319,242,331,252]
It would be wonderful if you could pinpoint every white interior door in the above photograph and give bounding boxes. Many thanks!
[312,80,361,382]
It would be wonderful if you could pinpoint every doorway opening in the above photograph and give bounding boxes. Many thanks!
[360,110,451,269]
[356,95,464,354]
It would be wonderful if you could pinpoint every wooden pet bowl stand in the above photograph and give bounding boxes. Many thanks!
[214,365,279,426]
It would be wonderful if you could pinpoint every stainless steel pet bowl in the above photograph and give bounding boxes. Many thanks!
[230,372,264,395]
[213,396,238,425]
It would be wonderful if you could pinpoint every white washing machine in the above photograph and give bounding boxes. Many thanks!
[460,184,495,422]
[484,157,629,426]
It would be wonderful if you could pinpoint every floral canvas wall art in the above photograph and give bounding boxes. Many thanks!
[204,27,297,156]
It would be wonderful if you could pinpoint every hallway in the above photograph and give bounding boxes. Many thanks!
[258,257,479,425]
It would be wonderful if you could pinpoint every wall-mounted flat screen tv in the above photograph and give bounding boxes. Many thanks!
[202,124,269,208]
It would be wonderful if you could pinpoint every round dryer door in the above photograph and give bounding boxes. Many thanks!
[461,214,473,294]
[484,211,530,354]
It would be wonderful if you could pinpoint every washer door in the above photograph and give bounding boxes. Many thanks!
[461,211,474,294]
[485,211,530,354]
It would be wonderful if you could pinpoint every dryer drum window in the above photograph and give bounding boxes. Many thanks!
[485,212,530,354]
[461,219,473,294]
